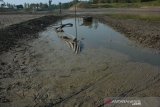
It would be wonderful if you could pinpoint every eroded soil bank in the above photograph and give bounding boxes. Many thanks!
[0,15,60,53]
[0,15,160,107]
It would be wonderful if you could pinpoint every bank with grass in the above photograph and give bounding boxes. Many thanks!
[90,0,160,8]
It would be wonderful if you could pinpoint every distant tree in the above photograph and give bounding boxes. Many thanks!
[42,3,49,9]
[39,2,43,8]
[73,0,79,3]
[36,3,39,9]
[141,0,156,2]
[6,3,13,8]
[89,0,93,3]
[30,3,36,9]
[24,3,27,8]
[49,0,52,6]
[27,3,30,8]
[93,0,98,3]
[16,5,23,9]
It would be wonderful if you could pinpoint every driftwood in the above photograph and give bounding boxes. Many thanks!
[55,23,73,32]
[62,36,81,54]
[54,22,81,54]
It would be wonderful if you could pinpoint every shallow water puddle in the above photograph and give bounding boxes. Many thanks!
[40,18,160,66]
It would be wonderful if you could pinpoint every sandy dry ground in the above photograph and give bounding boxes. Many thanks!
[0,14,44,28]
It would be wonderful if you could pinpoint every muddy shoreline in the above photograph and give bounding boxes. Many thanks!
[97,15,160,50]
[0,15,60,54]
[1,14,160,53]
[0,14,160,107]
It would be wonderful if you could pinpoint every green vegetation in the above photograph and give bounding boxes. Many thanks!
[106,14,160,21]
[90,0,159,3]
[58,0,160,9]
[90,0,160,8]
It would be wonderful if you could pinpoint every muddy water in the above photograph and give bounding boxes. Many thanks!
[45,18,160,66]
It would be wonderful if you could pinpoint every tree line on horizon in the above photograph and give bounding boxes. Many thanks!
[1,0,158,10]
[90,0,158,3]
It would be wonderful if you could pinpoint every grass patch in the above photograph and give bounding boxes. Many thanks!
[106,14,160,21]
[91,3,140,8]
[90,1,160,8]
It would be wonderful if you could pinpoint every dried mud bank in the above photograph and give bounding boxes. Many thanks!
[99,16,160,50]
[0,14,44,29]
[0,15,60,54]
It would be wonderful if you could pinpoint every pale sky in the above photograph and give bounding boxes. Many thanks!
[3,0,73,5]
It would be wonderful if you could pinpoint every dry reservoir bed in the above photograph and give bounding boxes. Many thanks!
[0,16,160,107]
[0,14,44,28]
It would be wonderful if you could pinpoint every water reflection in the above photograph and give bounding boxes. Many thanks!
[81,21,92,27]
[80,18,99,30]
[57,18,160,65]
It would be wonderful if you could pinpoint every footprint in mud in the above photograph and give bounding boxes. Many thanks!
[31,53,43,59]
[7,80,26,90]
[21,57,30,65]
[59,75,71,78]
[1,62,6,66]
[0,96,10,103]
[13,54,18,63]
[71,67,85,73]
[33,88,49,105]
[12,51,30,72]
[0,62,13,79]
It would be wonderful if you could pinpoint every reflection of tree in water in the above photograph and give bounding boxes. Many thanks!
[81,20,93,28]
[81,19,99,29]
[93,19,99,30]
